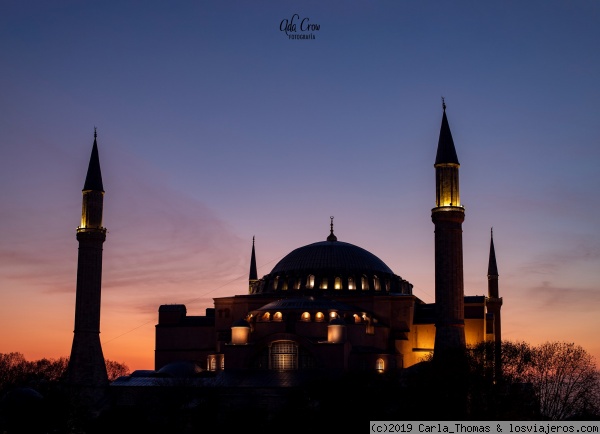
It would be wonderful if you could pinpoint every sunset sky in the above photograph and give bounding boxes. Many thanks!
[1,1,599,372]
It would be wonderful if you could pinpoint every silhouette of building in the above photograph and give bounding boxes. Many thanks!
[147,104,503,378]
[65,129,109,407]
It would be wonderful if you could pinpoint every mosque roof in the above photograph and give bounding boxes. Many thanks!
[270,240,394,276]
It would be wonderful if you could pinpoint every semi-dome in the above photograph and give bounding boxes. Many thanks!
[250,225,412,296]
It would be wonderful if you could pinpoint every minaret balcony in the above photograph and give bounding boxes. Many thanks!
[431,205,465,213]
[76,227,107,242]
[77,226,107,233]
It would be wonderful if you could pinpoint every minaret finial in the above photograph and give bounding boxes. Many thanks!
[94,126,97,139]
[327,216,337,242]
[441,96,446,111]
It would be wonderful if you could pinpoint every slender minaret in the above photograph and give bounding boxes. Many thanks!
[486,228,503,379]
[249,236,258,293]
[432,100,466,354]
[66,129,109,404]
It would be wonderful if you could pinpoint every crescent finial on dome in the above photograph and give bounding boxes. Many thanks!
[327,216,337,242]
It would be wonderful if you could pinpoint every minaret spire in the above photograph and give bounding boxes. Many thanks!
[66,130,109,408]
[432,102,466,356]
[487,228,498,279]
[83,129,104,192]
[249,236,258,293]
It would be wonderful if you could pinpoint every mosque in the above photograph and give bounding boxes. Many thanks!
[66,104,503,413]
[152,103,502,376]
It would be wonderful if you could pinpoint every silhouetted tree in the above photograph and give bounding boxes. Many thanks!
[468,341,600,420]
[105,359,130,382]
[531,342,599,420]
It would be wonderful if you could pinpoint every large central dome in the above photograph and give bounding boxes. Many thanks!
[250,232,413,296]
[270,241,394,275]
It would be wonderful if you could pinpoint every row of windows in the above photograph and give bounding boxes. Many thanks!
[257,311,369,324]
[272,274,388,291]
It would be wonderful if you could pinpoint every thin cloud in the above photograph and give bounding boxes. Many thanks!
[517,239,600,276]
[526,281,600,311]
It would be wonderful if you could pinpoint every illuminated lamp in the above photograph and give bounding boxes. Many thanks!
[231,318,251,344]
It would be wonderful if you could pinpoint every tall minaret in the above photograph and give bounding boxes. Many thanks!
[432,100,466,354]
[66,129,109,403]
[486,228,503,379]
[249,236,258,293]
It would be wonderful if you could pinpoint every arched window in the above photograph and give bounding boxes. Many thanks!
[210,357,217,371]
[273,311,283,322]
[270,341,298,370]
[385,279,390,292]
[361,275,369,290]
[306,275,315,289]
[315,312,325,322]
[376,358,385,373]
[294,278,301,290]
[262,312,271,322]
[373,275,381,291]
[282,279,288,291]
[220,356,225,370]
[273,276,279,290]
[334,277,342,290]
[301,312,311,322]
[320,279,328,289]
[353,314,361,324]
[348,277,355,290]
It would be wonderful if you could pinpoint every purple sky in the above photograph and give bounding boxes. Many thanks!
[1,1,599,371]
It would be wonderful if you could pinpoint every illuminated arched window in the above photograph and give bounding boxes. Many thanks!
[282,279,288,290]
[301,312,311,322]
[221,356,225,370]
[262,312,271,322]
[334,277,342,290]
[353,314,361,324]
[373,275,381,291]
[273,276,279,290]
[361,275,369,290]
[385,279,390,292]
[270,341,298,370]
[329,311,338,320]
[348,277,355,290]
[306,275,315,289]
[210,357,217,371]
[273,312,283,322]
[315,312,325,322]
[320,279,328,289]
[376,358,385,373]
[294,278,301,290]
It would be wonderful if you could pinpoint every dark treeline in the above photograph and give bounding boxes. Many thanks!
[0,353,129,433]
